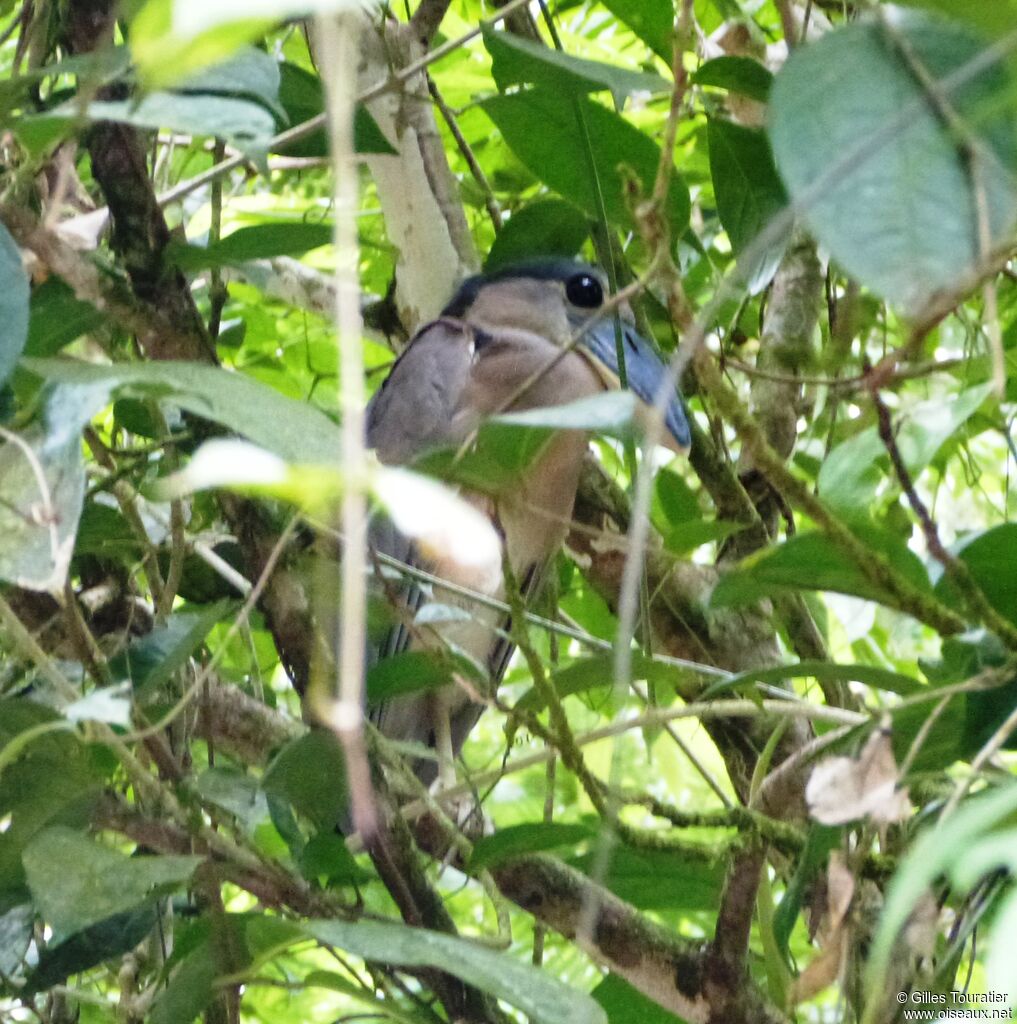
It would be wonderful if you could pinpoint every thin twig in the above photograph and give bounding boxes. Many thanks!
[397,696,867,822]
[120,516,299,743]
[696,349,970,638]
[631,680,733,807]
[868,382,1017,649]
[941,699,1017,820]
[776,0,798,48]
[428,75,502,231]
[723,355,964,391]
[317,515,734,679]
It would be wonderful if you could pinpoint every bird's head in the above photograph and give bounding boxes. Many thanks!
[442,259,691,453]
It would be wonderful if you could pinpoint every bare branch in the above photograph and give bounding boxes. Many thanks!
[408,0,452,47]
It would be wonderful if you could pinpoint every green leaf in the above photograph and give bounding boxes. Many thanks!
[567,845,723,911]
[366,650,453,705]
[703,659,923,699]
[169,222,333,271]
[25,279,105,358]
[772,824,842,962]
[482,88,690,236]
[484,27,668,104]
[0,702,101,894]
[707,117,789,293]
[593,974,689,1024]
[937,524,1017,625]
[272,62,327,155]
[0,222,29,388]
[272,62,395,156]
[814,430,886,514]
[0,48,132,124]
[469,822,596,871]
[485,199,590,272]
[126,0,272,90]
[149,943,218,1024]
[413,420,553,493]
[898,0,1017,39]
[601,0,675,63]
[175,46,284,121]
[195,768,270,834]
[170,0,367,39]
[25,906,157,995]
[23,93,278,154]
[907,631,1017,764]
[0,380,99,592]
[769,14,1017,311]
[75,501,141,563]
[110,600,234,697]
[694,55,772,101]
[262,731,347,832]
[514,652,678,715]
[0,901,33,977]
[865,783,1017,1004]
[23,827,202,939]
[353,106,397,156]
[890,693,966,771]
[985,887,1017,1007]
[818,383,993,511]
[654,466,700,526]
[302,919,608,1024]
[495,391,639,437]
[298,831,372,886]
[710,529,930,609]
[20,358,343,464]
[662,518,742,554]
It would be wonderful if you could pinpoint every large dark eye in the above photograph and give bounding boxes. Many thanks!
[565,272,604,308]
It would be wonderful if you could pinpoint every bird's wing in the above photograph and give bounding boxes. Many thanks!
[365,318,500,777]
[366,316,474,465]
[365,317,475,670]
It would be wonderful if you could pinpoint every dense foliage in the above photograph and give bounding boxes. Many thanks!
[2,0,1017,1022]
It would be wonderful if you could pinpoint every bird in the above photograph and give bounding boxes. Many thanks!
[365,259,691,789]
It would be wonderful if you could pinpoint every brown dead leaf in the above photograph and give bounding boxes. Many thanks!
[805,728,912,826]
[793,852,857,1004]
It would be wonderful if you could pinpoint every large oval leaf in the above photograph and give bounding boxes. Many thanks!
[483,89,690,236]
[0,380,99,593]
[485,198,590,272]
[484,27,668,103]
[707,117,789,293]
[304,918,608,1024]
[769,12,1017,311]
[936,523,1017,625]
[711,529,930,609]
[601,0,674,63]
[23,827,202,939]
[20,358,342,464]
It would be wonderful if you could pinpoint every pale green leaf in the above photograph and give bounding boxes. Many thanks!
[303,919,608,1024]
[23,827,202,940]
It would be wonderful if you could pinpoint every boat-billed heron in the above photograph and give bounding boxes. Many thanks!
[366,259,690,787]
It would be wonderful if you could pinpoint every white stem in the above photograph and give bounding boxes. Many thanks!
[316,11,376,840]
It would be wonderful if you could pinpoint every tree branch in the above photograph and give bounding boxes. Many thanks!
[408,0,452,47]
